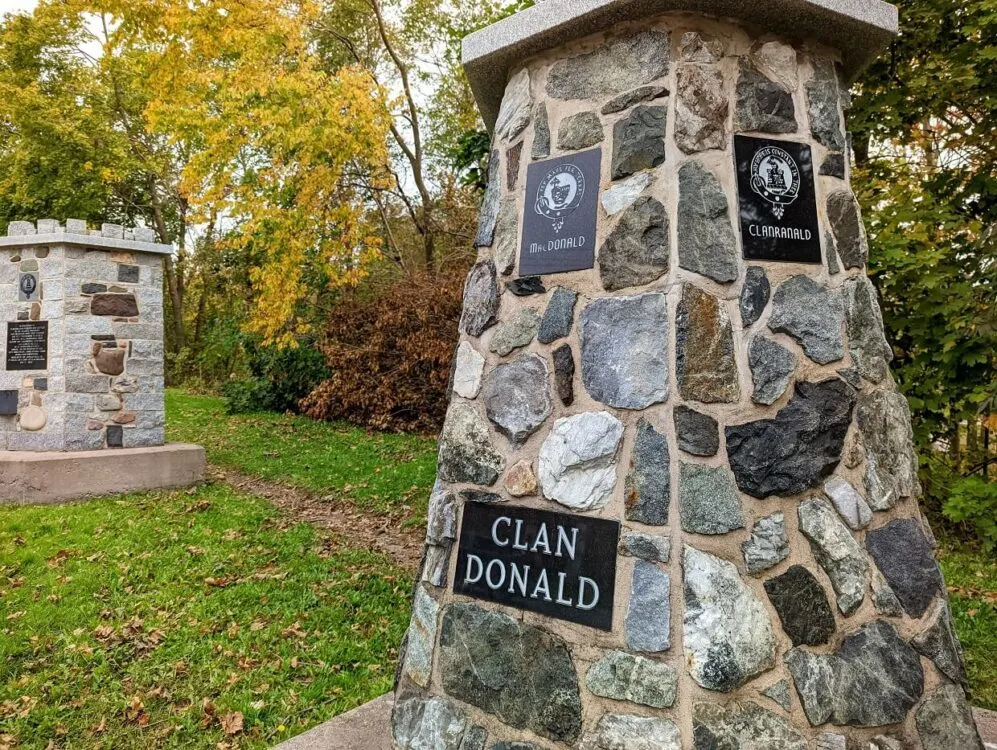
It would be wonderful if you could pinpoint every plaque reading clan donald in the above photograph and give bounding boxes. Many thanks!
[454,502,619,630]
[519,148,600,276]
[734,135,821,263]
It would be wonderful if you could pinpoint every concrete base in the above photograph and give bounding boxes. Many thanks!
[0,443,205,504]
[273,696,997,750]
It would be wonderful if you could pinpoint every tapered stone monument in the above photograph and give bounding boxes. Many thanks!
[392,1,984,748]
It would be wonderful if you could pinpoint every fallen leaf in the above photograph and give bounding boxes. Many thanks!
[220,711,244,736]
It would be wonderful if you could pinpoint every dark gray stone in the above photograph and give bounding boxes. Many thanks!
[726,379,856,498]
[625,561,671,653]
[552,343,575,406]
[820,152,846,179]
[675,64,728,153]
[580,293,669,409]
[505,277,545,297]
[806,58,846,151]
[768,275,844,365]
[462,726,488,750]
[599,196,669,291]
[742,512,790,573]
[546,30,669,102]
[915,684,985,750]
[82,282,107,295]
[625,418,671,525]
[866,518,943,618]
[679,31,725,63]
[786,621,924,727]
[673,405,719,457]
[483,354,552,445]
[676,284,740,403]
[799,497,869,614]
[557,111,604,151]
[506,142,522,191]
[492,199,518,276]
[117,265,139,283]
[912,599,967,686]
[459,261,499,337]
[586,650,678,708]
[601,85,668,115]
[843,276,893,384]
[857,390,920,509]
[677,161,738,283]
[735,58,797,133]
[611,105,667,180]
[393,696,470,750]
[740,266,770,327]
[474,151,501,248]
[459,489,503,505]
[32,378,46,391]
[693,701,805,750]
[538,287,577,344]
[532,103,550,160]
[489,308,540,356]
[619,531,671,563]
[749,336,796,405]
[439,603,582,743]
[825,232,842,275]
[438,400,504,486]
[827,191,868,269]
[679,463,744,535]
[490,744,537,750]
[762,680,791,711]
[764,565,836,646]
[107,425,123,447]
[494,69,532,144]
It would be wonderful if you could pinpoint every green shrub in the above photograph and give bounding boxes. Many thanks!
[943,476,997,552]
[223,339,329,414]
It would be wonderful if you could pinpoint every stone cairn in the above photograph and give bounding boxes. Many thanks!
[392,6,984,750]
[0,219,166,451]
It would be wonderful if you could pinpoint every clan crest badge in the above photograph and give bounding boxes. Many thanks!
[535,163,585,233]
[749,145,801,220]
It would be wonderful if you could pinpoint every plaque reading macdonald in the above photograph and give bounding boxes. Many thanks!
[454,502,619,630]
[6,321,48,371]
[519,148,601,276]
[735,135,821,263]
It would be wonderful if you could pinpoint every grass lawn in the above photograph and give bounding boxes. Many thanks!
[166,391,438,526]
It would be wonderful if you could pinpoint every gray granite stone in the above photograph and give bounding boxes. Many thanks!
[426,482,458,546]
[580,293,669,409]
[912,598,967,686]
[599,196,669,291]
[474,151,501,248]
[459,261,499,337]
[679,31,725,62]
[820,152,846,179]
[453,341,485,400]
[768,275,845,364]
[393,696,469,750]
[493,198,519,276]
[786,620,924,727]
[740,266,770,327]
[679,463,744,535]
[619,531,671,563]
[558,111,604,151]
[624,418,671,525]
[552,343,575,406]
[546,30,669,102]
[764,565,836,646]
[462,728,488,750]
[806,58,846,151]
[673,405,719,457]
[857,390,920,509]
[823,476,872,530]
[676,284,740,403]
[611,105,667,180]
[843,275,893,384]
[538,411,623,511]
[494,69,532,143]
[403,586,440,687]
[677,161,738,283]
[506,141,522,191]
[585,714,681,750]
[742,511,790,573]
[748,336,796,405]
[601,85,668,115]
[762,679,791,711]
[693,701,805,749]
[735,58,797,133]
[675,64,728,153]
[827,190,868,269]
[683,546,776,691]
[872,568,905,618]
[601,171,653,216]
[866,518,943,618]
[798,497,869,614]
[538,287,577,344]
[586,650,678,708]
[488,307,540,356]
[626,561,671,653]
[532,103,550,160]
[483,354,552,444]
[438,400,504,486]
[916,684,984,750]
[439,603,582,743]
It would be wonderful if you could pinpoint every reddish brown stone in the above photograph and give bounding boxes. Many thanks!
[113,412,137,424]
[87,419,105,431]
[90,293,139,317]
[94,347,126,376]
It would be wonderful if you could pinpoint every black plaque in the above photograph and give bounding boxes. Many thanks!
[519,148,601,276]
[454,502,619,630]
[5,321,48,371]
[734,135,821,263]
[0,390,16,415]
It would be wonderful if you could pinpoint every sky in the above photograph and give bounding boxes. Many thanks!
[0,0,36,14]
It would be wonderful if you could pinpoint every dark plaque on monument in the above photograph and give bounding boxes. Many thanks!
[454,502,619,630]
[519,148,601,276]
[734,134,821,263]
[6,321,48,371]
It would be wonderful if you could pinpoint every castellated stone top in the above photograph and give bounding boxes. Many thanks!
[0,219,173,255]
[464,0,898,131]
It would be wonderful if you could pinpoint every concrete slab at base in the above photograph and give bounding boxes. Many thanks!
[0,443,205,504]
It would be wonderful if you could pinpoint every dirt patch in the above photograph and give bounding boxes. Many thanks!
[210,466,424,573]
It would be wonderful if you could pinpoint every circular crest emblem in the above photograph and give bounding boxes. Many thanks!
[750,146,800,220]
[535,164,585,233]
[19,273,37,298]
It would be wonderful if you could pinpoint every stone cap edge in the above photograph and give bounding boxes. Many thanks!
[0,233,174,256]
